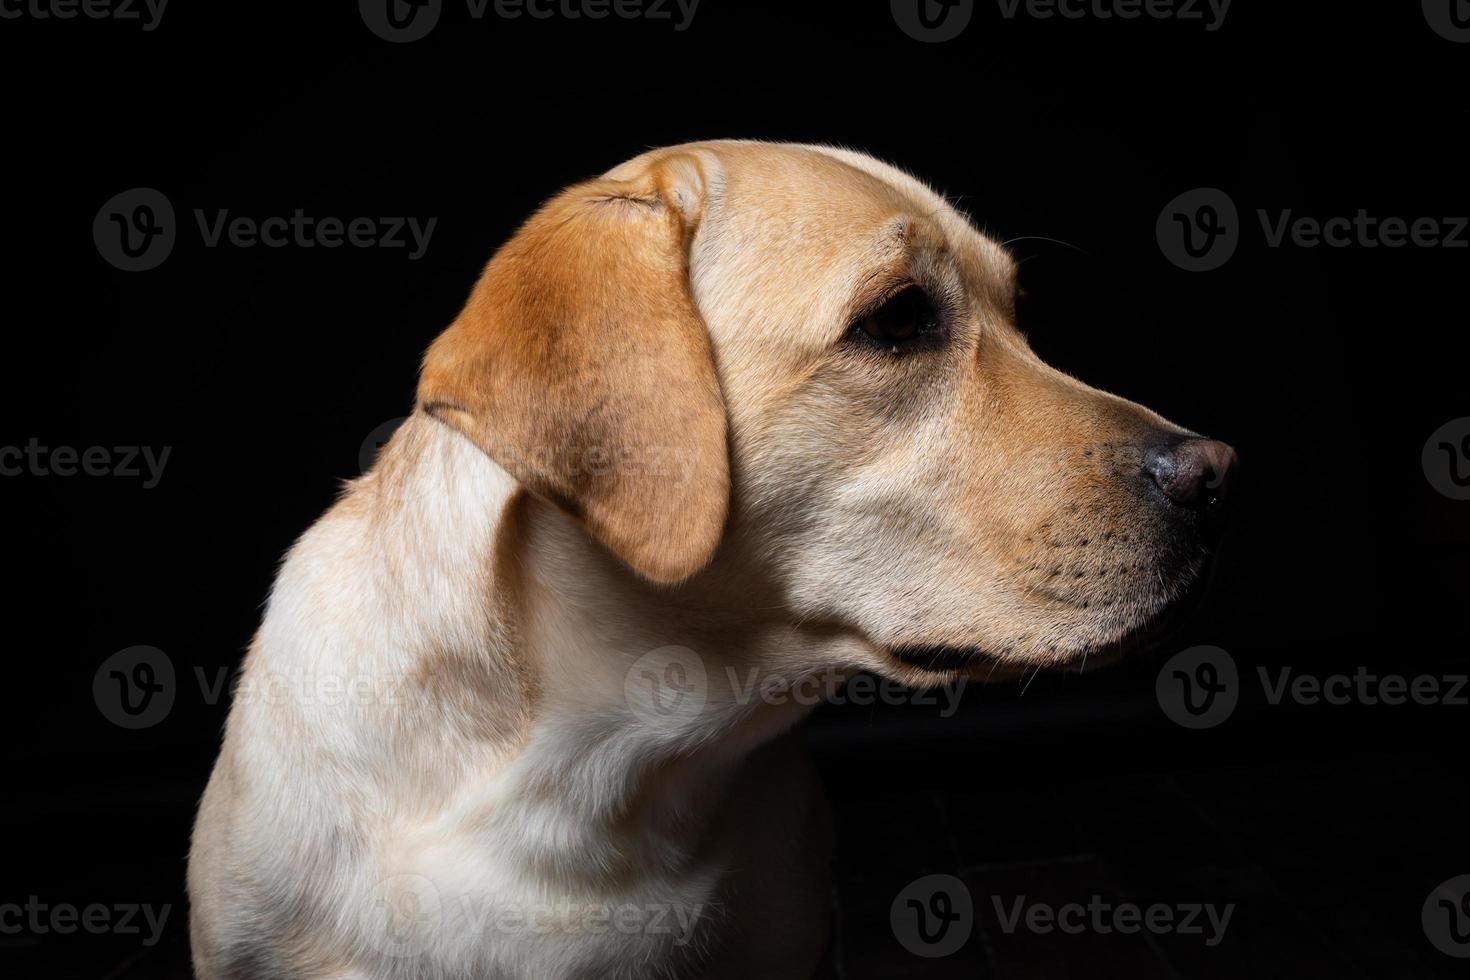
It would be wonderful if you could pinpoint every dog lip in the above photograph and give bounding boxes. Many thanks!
[886,644,991,672]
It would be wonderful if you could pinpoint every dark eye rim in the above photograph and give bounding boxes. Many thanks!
[844,282,948,355]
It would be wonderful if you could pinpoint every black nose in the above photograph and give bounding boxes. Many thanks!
[1143,437,1238,512]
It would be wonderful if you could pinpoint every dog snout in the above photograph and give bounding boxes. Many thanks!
[1142,435,1239,519]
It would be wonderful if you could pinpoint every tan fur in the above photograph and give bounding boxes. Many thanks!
[419,154,728,584]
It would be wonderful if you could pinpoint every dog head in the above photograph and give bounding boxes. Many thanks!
[419,141,1236,684]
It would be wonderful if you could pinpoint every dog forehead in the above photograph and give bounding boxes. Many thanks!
[696,143,1018,323]
[607,141,1011,273]
[605,141,1019,353]
[796,144,1013,264]
[702,142,1013,278]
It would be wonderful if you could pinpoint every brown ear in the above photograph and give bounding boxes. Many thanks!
[416,154,728,585]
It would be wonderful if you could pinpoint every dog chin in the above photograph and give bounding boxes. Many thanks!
[885,565,1211,684]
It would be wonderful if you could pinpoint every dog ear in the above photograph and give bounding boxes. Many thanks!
[417,154,729,585]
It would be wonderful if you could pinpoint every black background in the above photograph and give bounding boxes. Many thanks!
[3,1,1468,977]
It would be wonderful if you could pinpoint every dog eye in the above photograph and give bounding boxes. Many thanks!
[850,285,942,352]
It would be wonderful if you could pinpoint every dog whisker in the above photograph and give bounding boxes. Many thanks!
[1000,234,1090,255]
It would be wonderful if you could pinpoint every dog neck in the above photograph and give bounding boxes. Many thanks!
[378,414,823,889]
[501,495,821,872]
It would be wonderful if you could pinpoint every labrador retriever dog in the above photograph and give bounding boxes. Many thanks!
[188,140,1237,979]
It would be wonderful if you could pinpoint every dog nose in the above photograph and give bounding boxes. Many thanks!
[1143,437,1238,511]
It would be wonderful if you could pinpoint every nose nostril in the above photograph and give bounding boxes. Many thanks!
[1143,443,1186,503]
[1197,441,1239,508]
[1143,437,1238,511]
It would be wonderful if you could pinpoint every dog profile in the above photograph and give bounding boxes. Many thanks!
[188,140,1237,979]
